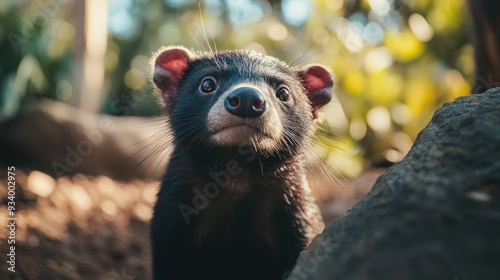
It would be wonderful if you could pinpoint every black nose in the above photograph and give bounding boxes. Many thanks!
[224,87,267,118]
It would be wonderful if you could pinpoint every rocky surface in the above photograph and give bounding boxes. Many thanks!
[288,88,500,280]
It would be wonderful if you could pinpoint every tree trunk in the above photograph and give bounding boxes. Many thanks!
[468,0,500,94]
[72,0,109,112]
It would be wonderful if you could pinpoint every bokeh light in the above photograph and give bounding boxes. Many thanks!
[282,0,312,27]
[0,0,473,172]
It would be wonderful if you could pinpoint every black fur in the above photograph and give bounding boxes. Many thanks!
[167,51,311,154]
[151,49,328,280]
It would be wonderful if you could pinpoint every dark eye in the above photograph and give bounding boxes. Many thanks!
[200,77,217,93]
[276,86,291,102]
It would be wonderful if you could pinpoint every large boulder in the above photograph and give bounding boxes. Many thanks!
[288,88,500,280]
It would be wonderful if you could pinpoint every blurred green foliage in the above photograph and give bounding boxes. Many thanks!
[0,0,472,175]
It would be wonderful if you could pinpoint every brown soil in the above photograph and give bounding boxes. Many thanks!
[0,167,383,280]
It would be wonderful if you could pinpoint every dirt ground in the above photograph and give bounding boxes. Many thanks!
[0,167,384,280]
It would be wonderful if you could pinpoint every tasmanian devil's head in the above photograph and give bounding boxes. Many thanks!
[152,46,333,157]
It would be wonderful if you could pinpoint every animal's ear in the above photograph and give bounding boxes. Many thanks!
[153,46,193,104]
[299,65,333,119]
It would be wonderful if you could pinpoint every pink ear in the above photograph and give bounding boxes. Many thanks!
[153,47,192,102]
[300,65,333,119]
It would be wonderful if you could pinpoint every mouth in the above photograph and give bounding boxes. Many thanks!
[210,122,273,147]
[211,123,261,136]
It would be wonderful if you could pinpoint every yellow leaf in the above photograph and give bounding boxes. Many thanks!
[384,30,425,62]
[404,77,436,116]
[343,69,366,96]
[367,71,404,105]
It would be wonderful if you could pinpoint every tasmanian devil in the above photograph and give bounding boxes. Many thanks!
[150,46,333,280]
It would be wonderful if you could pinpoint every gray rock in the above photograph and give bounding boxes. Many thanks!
[288,88,500,280]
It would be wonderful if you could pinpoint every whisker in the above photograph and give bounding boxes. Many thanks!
[289,41,317,67]
[199,4,214,55]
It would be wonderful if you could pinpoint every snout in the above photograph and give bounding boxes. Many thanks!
[224,87,267,118]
